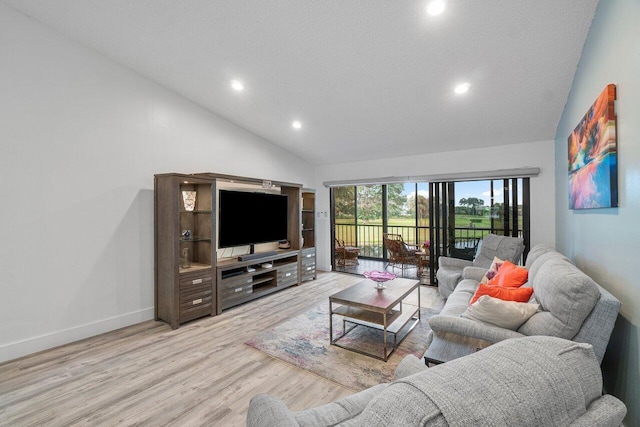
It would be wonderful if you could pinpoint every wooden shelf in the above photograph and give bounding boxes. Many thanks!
[179,262,211,274]
[300,190,316,280]
[155,174,216,329]
[332,306,403,329]
[251,276,275,287]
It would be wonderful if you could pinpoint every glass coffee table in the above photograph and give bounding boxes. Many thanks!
[329,277,420,361]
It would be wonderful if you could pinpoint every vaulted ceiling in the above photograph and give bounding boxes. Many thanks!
[3,0,599,165]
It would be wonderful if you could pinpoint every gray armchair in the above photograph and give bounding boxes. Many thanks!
[436,234,525,298]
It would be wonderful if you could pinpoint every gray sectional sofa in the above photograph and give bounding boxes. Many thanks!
[424,244,621,365]
[247,336,627,426]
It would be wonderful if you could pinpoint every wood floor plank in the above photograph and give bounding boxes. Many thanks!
[0,272,444,426]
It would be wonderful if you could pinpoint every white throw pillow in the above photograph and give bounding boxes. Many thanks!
[461,295,540,330]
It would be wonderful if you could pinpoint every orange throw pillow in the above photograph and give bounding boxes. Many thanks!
[488,260,528,288]
[470,283,534,305]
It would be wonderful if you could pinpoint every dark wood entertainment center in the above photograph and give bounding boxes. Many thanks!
[154,172,316,329]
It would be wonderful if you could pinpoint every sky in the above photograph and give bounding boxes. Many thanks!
[402,180,516,206]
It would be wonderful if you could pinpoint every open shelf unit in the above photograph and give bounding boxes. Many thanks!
[301,189,315,249]
[300,189,316,282]
[155,174,215,329]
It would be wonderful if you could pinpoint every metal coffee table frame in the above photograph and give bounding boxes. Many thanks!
[329,278,420,362]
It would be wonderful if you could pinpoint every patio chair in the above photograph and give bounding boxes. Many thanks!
[335,239,359,266]
[383,233,419,274]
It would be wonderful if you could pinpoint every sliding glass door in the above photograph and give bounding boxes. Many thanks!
[429,178,530,284]
[331,183,430,268]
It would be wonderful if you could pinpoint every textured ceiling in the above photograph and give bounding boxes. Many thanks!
[3,0,599,165]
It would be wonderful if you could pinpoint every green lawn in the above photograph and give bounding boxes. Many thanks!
[336,215,493,228]
[335,215,495,247]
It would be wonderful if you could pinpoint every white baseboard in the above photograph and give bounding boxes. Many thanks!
[0,307,155,364]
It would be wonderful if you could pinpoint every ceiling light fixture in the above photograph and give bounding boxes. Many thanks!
[426,0,447,16]
[231,80,244,91]
[454,82,471,94]
[292,120,302,129]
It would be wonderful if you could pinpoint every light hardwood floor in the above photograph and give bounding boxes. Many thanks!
[0,272,444,426]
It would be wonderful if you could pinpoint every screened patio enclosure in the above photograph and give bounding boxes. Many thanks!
[330,178,531,283]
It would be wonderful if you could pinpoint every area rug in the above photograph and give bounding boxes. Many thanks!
[245,303,439,391]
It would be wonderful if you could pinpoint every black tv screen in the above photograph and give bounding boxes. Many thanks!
[218,190,288,248]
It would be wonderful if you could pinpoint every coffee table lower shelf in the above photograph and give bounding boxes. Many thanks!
[330,305,420,362]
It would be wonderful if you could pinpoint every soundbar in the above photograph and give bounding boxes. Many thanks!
[238,251,278,261]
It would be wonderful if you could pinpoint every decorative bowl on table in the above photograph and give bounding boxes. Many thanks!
[363,270,397,289]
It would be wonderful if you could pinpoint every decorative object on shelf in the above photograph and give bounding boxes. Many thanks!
[568,84,618,209]
[363,270,397,289]
[422,241,431,250]
[180,247,191,268]
[181,229,192,240]
[278,240,291,249]
[182,190,197,211]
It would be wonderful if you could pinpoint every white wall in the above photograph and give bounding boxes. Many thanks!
[315,140,556,271]
[554,0,640,424]
[0,4,315,363]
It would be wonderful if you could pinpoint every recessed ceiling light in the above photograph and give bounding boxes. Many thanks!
[454,82,471,94]
[426,0,447,16]
[292,120,302,129]
[231,80,244,91]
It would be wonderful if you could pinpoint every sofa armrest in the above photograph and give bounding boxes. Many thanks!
[462,266,487,282]
[394,354,428,379]
[247,394,299,427]
[438,256,473,269]
[429,315,525,343]
[569,394,627,427]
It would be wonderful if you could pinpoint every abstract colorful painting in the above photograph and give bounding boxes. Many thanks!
[568,84,618,209]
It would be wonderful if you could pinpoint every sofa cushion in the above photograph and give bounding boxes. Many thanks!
[519,259,600,339]
[487,260,528,288]
[470,283,533,305]
[462,266,489,282]
[527,251,570,284]
[462,295,539,330]
[440,279,478,315]
[524,244,556,269]
[472,234,524,268]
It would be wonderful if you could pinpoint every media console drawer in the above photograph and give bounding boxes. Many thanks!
[277,266,298,287]
[179,270,213,289]
[177,268,214,321]
[301,247,315,260]
[301,247,316,282]
[219,274,254,289]
[221,283,254,297]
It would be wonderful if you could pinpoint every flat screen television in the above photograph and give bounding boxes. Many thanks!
[218,190,288,249]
